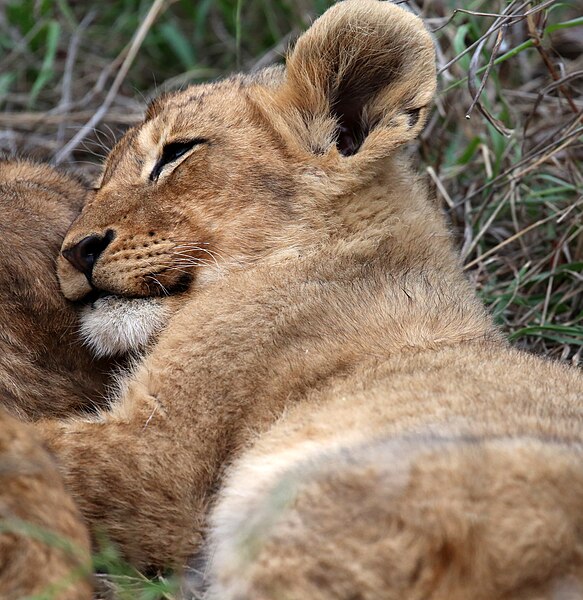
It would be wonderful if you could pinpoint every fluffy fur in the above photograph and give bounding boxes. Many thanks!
[79,295,170,357]
[0,161,105,598]
[36,1,583,598]
[0,407,91,599]
[0,160,111,419]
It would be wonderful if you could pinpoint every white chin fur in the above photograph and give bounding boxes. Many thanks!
[79,295,169,357]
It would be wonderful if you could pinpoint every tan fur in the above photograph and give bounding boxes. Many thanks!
[37,1,582,597]
[0,407,91,599]
[0,160,111,419]
[0,161,104,598]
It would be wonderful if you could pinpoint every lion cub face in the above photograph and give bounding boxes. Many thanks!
[58,0,436,357]
[59,82,305,356]
[63,82,306,301]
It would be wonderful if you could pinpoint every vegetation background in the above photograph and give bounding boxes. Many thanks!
[0,0,581,597]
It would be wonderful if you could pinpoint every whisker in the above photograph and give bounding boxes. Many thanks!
[144,275,170,296]
[163,266,193,277]
[172,244,224,268]
[169,254,212,265]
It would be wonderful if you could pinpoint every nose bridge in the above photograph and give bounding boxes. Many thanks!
[62,187,141,248]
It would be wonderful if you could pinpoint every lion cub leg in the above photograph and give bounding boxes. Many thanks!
[208,435,583,600]
[0,408,91,599]
[36,363,213,569]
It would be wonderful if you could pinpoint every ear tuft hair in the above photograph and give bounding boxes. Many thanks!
[277,0,436,158]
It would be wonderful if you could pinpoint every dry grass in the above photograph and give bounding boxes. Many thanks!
[1,0,582,597]
[418,0,583,363]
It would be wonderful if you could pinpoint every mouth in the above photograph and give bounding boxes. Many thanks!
[78,272,193,306]
[79,289,113,306]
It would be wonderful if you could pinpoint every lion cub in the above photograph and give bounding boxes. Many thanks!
[0,407,91,600]
[38,1,583,598]
[0,161,102,598]
[0,160,111,420]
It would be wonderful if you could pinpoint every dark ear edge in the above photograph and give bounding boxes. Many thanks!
[274,0,437,157]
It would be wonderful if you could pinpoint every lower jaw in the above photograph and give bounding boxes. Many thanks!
[79,295,170,357]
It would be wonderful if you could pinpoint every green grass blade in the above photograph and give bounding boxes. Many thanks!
[28,19,60,107]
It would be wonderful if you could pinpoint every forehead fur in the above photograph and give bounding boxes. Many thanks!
[101,73,290,188]
[144,68,285,122]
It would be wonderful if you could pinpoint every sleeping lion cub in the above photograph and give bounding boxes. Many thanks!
[0,160,111,420]
[35,1,583,598]
[0,161,100,599]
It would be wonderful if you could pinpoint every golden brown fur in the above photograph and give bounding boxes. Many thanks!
[0,160,111,419]
[0,161,105,598]
[0,407,91,599]
[33,1,583,598]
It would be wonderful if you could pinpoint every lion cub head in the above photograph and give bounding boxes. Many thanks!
[58,0,436,357]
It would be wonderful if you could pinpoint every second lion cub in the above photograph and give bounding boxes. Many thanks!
[35,1,583,598]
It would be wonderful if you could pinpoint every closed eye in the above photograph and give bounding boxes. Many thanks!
[149,138,207,182]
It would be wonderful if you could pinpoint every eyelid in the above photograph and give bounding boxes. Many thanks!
[149,138,208,182]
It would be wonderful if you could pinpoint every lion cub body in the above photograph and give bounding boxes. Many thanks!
[0,161,101,598]
[37,1,583,598]
[210,344,583,599]
[0,160,111,419]
[0,408,91,600]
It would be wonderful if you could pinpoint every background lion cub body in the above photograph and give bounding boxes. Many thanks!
[0,161,100,599]
[30,1,583,599]
[0,160,111,420]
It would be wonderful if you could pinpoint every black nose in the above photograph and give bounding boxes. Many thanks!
[62,230,114,278]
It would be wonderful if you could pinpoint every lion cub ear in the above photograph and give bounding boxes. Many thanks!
[275,0,436,158]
